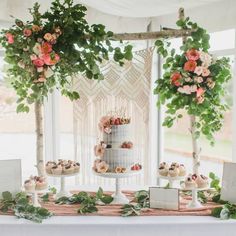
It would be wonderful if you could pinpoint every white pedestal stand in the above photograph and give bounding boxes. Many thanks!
[25,189,47,207]
[157,174,185,188]
[93,171,142,204]
[181,187,209,209]
[47,172,79,199]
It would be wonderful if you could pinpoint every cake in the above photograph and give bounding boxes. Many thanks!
[94,115,142,173]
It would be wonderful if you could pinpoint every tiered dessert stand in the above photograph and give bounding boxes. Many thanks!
[94,170,142,204]
[47,172,79,199]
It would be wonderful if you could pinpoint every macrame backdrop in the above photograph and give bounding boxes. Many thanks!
[73,47,154,186]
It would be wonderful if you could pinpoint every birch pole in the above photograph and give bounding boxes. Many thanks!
[35,101,46,177]
[179,8,200,175]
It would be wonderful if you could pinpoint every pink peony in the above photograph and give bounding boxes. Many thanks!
[186,49,200,61]
[196,87,205,98]
[23,28,32,37]
[42,53,60,65]
[202,67,210,77]
[33,58,45,67]
[184,60,197,72]
[5,33,14,44]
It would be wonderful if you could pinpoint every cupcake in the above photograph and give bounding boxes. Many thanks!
[178,164,186,176]
[51,164,63,175]
[184,175,197,189]
[168,166,179,177]
[195,174,209,188]
[24,179,36,192]
[170,162,180,168]
[63,164,75,175]
[158,166,168,176]
[35,177,47,190]
[159,162,169,169]
[74,162,80,173]
[45,161,56,174]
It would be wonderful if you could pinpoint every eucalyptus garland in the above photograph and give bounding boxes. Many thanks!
[154,17,232,144]
[0,0,133,112]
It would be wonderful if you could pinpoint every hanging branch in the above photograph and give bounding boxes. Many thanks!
[112,28,195,41]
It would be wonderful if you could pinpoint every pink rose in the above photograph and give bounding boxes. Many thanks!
[196,87,205,98]
[197,96,205,104]
[202,67,210,77]
[33,58,45,67]
[5,33,14,44]
[42,53,60,65]
[98,116,112,132]
[194,66,203,76]
[41,42,52,55]
[186,49,200,61]
[23,28,32,37]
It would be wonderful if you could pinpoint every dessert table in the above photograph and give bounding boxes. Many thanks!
[0,215,236,236]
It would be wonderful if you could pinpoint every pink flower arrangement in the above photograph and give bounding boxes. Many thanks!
[170,48,213,104]
[23,28,32,37]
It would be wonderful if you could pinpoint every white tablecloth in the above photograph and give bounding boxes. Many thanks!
[1,215,236,236]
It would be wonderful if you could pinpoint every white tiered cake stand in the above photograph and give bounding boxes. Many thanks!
[93,170,142,204]
[181,186,209,209]
[157,174,185,188]
[47,172,79,199]
[25,189,47,207]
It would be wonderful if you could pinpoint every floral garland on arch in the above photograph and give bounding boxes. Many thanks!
[0,0,132,112]
[154,17,232,146]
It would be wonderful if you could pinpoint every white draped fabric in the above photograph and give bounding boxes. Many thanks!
[73,48,154,186]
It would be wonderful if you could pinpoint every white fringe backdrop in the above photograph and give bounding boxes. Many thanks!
[73,48,154,186]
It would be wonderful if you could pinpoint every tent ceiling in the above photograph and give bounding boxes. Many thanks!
[77,0,225,17]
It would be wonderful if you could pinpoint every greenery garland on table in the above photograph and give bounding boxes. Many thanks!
[0,191,52,223]
[154,17,232,145]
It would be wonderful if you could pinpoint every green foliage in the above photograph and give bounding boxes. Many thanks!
[0,191,53,223]
[154,18,232,144]
[121,190,149,216]
[0,0,133,112]
[55,187,113,214]
[209,172,221,191]
[212,204,236,220]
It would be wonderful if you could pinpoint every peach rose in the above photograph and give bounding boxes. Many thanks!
[94,144,105,157]
[5,33,14,44]
[186,49,200,61]
[44,33,53,42]
[171,72,182,87]
[197,96,205,104]
[30,54,37,61]
[96,161,109,173]
[184,60,197,72]
[32,25,41,32]
[41,42,52,55]
[98,116,112,132]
